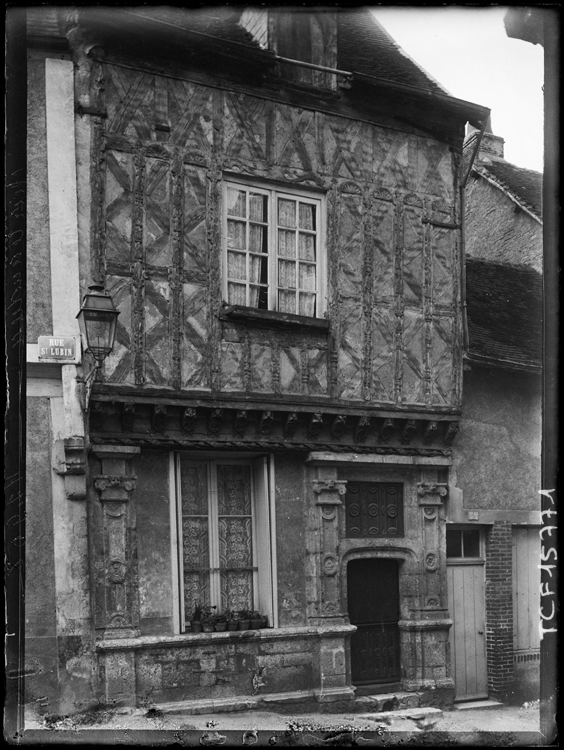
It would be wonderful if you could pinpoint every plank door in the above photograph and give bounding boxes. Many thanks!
[347,558,400,685]
[447,561,488,700]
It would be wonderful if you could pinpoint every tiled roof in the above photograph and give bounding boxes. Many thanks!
[480,160,543,219]
[466,258,542,371]
[336,9,447,95]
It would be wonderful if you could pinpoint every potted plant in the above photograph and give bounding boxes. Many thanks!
[190,601,203,633]
[250,611,263,629]
[237,609,251,631]
[226,609,239,631]
[213,610,228,632]
[200,604,217,633]
[260,614,269,629]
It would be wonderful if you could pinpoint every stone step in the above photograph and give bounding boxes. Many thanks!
[353,691,423,713]
[358,706,443,729]
[454,699,504,711]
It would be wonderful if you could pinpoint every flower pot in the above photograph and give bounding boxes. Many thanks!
[202,622,214,633]
[250,619,262,629]
[215,622,227,632]
[238,619,250,631]
[227,621,239,631]
[260,617,268,629]
[190,621,203,633]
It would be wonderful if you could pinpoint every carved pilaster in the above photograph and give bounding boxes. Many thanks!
[208,409,223,435]
[401,419,417,445]
[354,416,370,443]
[330,415,346,440]
[417,482,448,609]
[423,421,439,445]
[121,403,135,433]
[91,446,141,638]
[151,405,166,433]
[53,436,87,501]
[379,418,394,443]
[259,411,274,437]
[312,478,347,620]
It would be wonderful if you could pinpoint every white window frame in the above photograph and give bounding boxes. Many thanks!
[446,525,484,564]
[222,177,326,318]
[170,452,277,633]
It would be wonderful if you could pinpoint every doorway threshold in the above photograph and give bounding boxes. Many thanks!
[355,682,402,697]
[454,699,503,711]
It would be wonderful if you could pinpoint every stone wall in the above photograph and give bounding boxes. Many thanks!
[453,366,541,511]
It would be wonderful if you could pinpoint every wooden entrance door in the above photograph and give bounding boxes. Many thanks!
[447,562,488,700]
[347,558,400,685]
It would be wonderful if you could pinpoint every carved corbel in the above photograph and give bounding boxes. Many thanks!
[259,411,274,437]
[283,412,299,439]
[379,418,394,443]
[308,413,324,440]
[151,405,166,433]
[208,409,223,435]
[330,415,346,440]
[443,422,459,446]
[423,421,439,444]
[122,403,135,433]
[90,401,104,432]
[53,436,87,501]
[234,410,248,438]
[354,416,370,443]
[400,419,417,445]
[182,407,197,436]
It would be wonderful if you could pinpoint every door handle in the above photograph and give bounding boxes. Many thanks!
[478,630,484,635]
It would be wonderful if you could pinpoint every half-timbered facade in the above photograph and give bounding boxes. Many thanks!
[25,7,491,717]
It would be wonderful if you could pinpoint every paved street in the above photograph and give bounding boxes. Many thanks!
[21,702,545,746]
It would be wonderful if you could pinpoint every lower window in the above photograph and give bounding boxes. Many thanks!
[174,455,274,631]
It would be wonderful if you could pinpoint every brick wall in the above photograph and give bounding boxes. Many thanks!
[485,521,514,700]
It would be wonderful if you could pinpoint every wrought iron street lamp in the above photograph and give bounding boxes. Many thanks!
[76,284,119,410]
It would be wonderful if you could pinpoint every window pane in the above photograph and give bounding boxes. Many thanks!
[249,254,266,284]
[228,282,246,306]
[182,518,209,568]
[298,232,316,261]
[227,188,246,217]
[278,229,296,258]
[249,224,267,253]
[278,289,296,313]
[180,461,208,515]
[227,219,246,249]
[299,262,316,291]
[278,198,296,227]
[446,529,462,558]
[463,529,480,558]
[278,260,296,289]
[217,465,252,515]
[219,517,253,567]
[299,202,315,230]
[228,251,247,281]
[220,570,253,613]
[184,572,210,622]
[299,292,316,317]
[249,193,267,222]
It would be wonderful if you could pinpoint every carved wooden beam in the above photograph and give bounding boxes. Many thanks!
[308,413,324,440]
[379,418,394,443]
[122,403,135,433]
[208,409,223,435]
[151,404,166,433]
[283,412,298,439]
[234,410,248,438]
[259,411,274,437]
[181,407,197,436]
[331,415,346,440]
[400,419,417,445]
[354,416,370,443]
